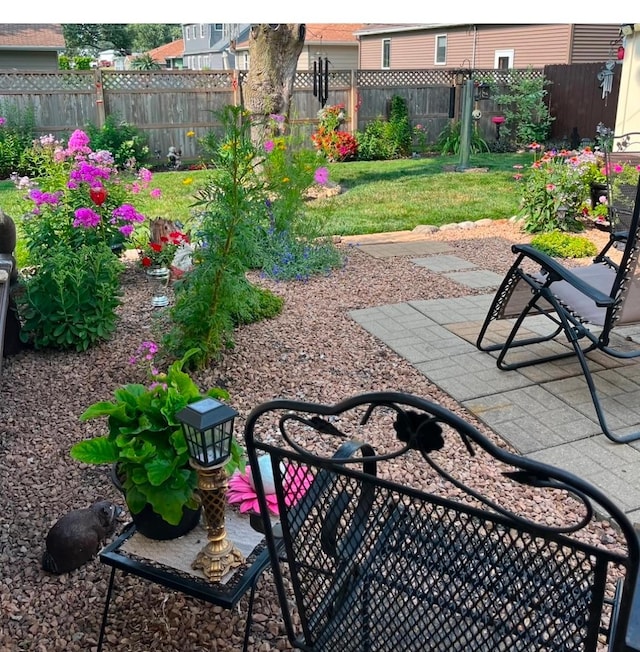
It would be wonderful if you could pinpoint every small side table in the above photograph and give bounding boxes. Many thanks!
[97,511,275,651]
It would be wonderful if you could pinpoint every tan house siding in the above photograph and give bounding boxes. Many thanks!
[570,24,621,63]
[357,23,622,70]
[299,45,358,71]
[472,24,571,68]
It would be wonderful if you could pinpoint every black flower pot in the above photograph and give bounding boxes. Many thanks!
[590,182,608,210]
[111,464,201,540]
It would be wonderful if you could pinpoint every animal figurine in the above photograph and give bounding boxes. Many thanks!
[41,500,121,574]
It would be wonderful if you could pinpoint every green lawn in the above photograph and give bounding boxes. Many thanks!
[0,153,533,260]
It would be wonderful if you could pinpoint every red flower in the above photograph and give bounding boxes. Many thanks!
[89,186,108,206]
[150,242,163,253]
[141,256,152,267]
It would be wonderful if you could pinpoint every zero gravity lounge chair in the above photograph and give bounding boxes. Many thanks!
[476,175,640,444]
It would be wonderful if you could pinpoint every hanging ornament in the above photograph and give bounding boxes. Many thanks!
[617,45,625,60]
[597,60,615,102]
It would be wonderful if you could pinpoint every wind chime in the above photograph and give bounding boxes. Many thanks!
[313,56,329,107]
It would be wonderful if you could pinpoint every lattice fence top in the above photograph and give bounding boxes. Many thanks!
[293,70,352,88]
[0,71,95,92]
[101,70,234,90]
[472,68,544,84]
[357,69,453,87]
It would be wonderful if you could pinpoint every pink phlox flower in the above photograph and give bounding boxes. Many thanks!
[598,196,608,205]
[150,188,162,199]
[546,184,556,191]
[264,140,275,153]
[314,166,329,185]
[89,150,115,165]
[112,203,145,223]
[28,188,61,207]
[39,134,56,146]
[0,116,5,126]
[73,207,101,228]
[130,182,141,194]
[67,129,91,154]
[53,147,67,163]
[614,164,624,174]
[70,161,110,185]
[138,167,153,184]
[148,381,168,391]
[119,224,134,237]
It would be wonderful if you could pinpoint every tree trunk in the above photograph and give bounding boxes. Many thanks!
[243,24,306,142]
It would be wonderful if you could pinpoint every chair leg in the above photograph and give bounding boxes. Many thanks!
[97,566,117,652]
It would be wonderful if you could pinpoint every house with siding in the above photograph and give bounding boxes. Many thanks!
[181,23,251,70]
[0,24,65,71]
[355,24,623,70]
[234,23,366,71]
[148,39,184,69]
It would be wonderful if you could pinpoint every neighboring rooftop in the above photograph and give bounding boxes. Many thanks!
[0,24,65,50]
[148,38,184,65]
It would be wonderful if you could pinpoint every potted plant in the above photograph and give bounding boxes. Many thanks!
[70,345,245,539]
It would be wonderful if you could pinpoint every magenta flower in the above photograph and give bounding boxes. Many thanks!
[73,207,101,228]
[150,188,162,199]
[0,116,5,126]
[264,140,275,153]
[119,224,134,237]
[227,461,314,516]
[67,129,91,154]
[138,167,152,183]
[112,203,145,223]
[314,166,329,185]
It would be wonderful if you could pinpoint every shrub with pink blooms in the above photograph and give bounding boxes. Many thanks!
[15,129,161,258]
[12,129,161,352]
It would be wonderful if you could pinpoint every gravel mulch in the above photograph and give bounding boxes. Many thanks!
[0,219,621,651]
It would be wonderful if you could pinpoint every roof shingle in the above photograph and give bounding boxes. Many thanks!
[0,24,65,49]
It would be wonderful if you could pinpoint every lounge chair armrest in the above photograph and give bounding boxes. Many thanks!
[512,243,615,308]
[626,568,640,651]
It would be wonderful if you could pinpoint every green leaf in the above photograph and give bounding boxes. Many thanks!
[70,436,118,464]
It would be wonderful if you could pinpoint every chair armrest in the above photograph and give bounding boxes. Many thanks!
[625,569,640,651]
[512,243,616,308]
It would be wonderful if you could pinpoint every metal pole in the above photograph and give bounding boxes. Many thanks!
[457,78,474,171]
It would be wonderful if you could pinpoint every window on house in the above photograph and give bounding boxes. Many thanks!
[200,24,206,38]
[214,24,223,31]
[382,39,391,69]
[494,49,514,69]
[243,52,249,70]
[435,34,447,65]
[185,26,191,40]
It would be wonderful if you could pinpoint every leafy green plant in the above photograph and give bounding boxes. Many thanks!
[517,149,590,233]
[355,95,413,161]
[491,70,554,147]
[70,346,244,526]
[15,241,124,351]
[86,114,150,169]
[437,120,489,155]
[0,101,36,179]
[530,232,598,258]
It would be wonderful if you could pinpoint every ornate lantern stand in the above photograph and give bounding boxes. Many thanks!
[176,398,244,582]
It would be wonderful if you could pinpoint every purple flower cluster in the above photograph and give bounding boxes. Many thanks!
[73,207,101,228]
[69,161,111,188]
[28,188,61,207]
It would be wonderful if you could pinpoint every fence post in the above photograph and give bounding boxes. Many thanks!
[232,70,240,108]
[349,69,358,133]
[94,68,106,128]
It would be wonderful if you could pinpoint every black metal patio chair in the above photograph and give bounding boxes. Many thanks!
[244,391,640,651]
[603,132,640,245]
[476,174,640,444]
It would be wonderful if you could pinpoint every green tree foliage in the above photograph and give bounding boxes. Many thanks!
[129,24,182,51]
[62,24,134,55]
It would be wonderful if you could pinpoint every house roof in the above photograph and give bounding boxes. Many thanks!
[235,23,367,50]
[0,24,65,50]
[353,24,470,36]
[148,38,184,63]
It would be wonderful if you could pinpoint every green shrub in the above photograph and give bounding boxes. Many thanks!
[15,242,124,351]
[355,95,413,161]
[437,120,489,155]
[86,114,150,169]
[0,101,36,179]
[529,232,598,259]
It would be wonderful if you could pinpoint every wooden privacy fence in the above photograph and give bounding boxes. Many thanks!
[0,65,617,159]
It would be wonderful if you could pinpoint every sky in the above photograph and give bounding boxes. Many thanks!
[3,3,639,25]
